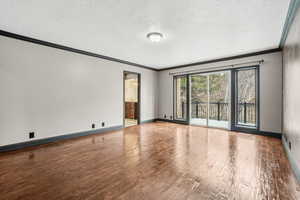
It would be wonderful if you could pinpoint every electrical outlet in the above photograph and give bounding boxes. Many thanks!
[29,132,35,139]
[164,114,167,119]
[102,122,105,127]
[289,141,292,150]
[92,124,95,129]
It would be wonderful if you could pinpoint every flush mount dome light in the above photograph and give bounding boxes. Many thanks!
[147,32,163,42]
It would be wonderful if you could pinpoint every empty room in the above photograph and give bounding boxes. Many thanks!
[1,0,300,199]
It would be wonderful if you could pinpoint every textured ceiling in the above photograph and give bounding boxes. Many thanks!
[0,0,291,69]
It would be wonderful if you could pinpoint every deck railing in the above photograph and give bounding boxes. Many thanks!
[180,102,256,124]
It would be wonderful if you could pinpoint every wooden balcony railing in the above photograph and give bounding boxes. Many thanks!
[178,102,256,124]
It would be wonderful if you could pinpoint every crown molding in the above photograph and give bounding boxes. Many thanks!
[0,29,158,71]
[158,48,282,71]
[279,0,300,48]
[0,30,284,72]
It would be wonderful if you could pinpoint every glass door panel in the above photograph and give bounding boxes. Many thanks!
[208,72,230,129]
[174,75,188,121]
[190,75,208,126]
[235,68,257,128]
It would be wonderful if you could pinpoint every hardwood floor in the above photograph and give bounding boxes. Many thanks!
[0,122,299,200]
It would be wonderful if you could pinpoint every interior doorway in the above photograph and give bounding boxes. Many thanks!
[123,71,140,127]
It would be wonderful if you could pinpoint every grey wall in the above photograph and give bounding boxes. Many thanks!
[282,4,300,175]
[158,52,283,133]
[0,36,158,146]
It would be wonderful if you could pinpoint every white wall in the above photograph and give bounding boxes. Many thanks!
[158,52,283,133]
[0,36,158,146]
[282,3,300,170]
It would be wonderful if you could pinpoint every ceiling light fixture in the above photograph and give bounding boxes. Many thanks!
[147,32,163,42]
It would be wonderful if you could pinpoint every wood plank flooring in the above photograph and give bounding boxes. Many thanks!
[0,122,299,200]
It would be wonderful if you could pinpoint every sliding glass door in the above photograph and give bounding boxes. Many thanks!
[174,65,259,132]
[190,74,208,126]
[208,72,230,128]
[190,71,230,129]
